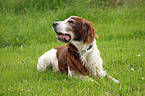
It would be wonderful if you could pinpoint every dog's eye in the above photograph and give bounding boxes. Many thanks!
[68,20,74,24]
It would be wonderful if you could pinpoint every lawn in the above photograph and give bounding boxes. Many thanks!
[0,0,145,95]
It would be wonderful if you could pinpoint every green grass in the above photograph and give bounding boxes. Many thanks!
[0,0,145,95]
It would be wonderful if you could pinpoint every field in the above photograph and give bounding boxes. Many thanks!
[0,0,145,95]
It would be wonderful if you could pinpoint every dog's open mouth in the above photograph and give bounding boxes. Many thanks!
[56,33,71,42]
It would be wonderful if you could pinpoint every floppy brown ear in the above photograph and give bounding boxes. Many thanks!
[81,21,95,44]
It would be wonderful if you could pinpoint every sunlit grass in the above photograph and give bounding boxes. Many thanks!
[0,0,145,95]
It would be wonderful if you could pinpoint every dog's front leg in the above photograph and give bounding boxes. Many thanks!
[68,66,98,84]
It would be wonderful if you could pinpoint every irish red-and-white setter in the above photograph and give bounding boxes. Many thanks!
[37,16,119,83]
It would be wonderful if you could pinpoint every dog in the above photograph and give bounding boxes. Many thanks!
[37,16,119,83]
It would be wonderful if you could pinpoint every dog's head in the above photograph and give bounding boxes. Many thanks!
[53,16,96,44]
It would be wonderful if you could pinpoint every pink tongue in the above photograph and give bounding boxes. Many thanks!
[64,35,70,41]
[57,35,70,41]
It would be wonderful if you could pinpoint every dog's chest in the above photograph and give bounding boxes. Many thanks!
[55,44,90,75]
[79,50,90,68]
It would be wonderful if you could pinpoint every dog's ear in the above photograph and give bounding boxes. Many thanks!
[81,21,95,44]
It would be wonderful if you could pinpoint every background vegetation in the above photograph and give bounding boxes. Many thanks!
[0,0,144,95]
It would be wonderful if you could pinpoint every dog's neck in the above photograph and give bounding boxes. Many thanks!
[70,39,96,53]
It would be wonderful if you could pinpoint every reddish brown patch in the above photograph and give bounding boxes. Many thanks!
[55,45,68,73]
[55,43,89,75]
[70,16,95,44]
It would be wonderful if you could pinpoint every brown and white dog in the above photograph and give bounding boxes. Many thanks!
[37,16,119,83]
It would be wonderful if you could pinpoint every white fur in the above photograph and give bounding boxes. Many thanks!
[37,49,59,72]
[71,39,106,78]
[68,66,72,77]
[52,17,75,42]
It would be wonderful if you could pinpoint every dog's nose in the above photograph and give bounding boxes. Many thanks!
[53,22,58,27]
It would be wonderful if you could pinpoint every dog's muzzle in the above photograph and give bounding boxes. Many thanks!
[52,22,71,42]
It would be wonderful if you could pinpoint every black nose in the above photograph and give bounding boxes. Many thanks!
[53,22,58,27]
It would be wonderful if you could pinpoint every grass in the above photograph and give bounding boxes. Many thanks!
[0,0,145,95]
